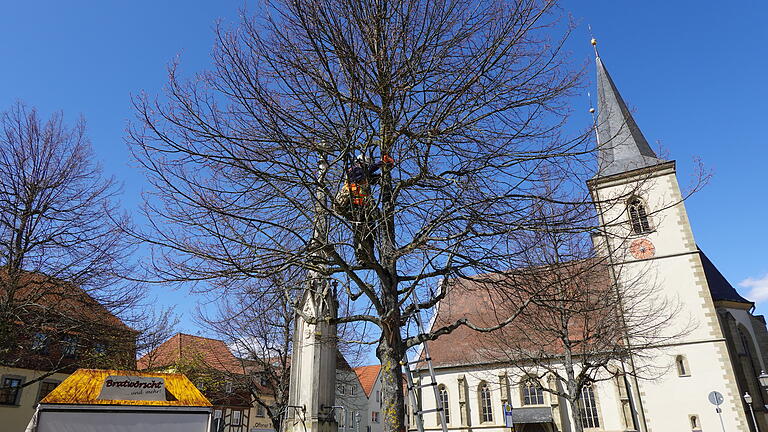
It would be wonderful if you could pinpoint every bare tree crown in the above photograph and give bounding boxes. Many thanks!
[129,1,591,430]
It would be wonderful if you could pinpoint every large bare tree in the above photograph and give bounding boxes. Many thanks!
[0,102,151,386]
[128,1,593,430]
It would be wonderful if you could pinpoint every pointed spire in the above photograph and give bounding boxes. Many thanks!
[593,42,665,177]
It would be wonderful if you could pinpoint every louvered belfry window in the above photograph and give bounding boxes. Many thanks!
[628,198,651,234]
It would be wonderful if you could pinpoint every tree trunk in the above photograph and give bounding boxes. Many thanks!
[377,331,407,432]
[562,348,584,432]
[568,395,585,432]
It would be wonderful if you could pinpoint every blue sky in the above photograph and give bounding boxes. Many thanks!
[1,1,766,336]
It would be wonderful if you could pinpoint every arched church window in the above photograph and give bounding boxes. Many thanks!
[521,377,544,405]
[478,382,493,423]
[438,385,450,424]
[627,197,652,234]
[739,327,753,357]
[578,384,600,428]
[676,355,690,377]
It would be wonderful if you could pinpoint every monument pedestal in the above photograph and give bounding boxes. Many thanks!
[284,288,338,432]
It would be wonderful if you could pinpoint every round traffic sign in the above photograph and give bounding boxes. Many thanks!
[708,391,724,406]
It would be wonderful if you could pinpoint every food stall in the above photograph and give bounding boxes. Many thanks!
[25,369,212,432]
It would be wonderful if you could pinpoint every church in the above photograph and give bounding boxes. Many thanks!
[409,45,768,432]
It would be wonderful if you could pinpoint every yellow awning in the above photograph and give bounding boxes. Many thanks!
[40,369,212,407]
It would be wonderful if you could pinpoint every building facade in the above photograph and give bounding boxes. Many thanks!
[355,365,386,432]
[408,48,768,432]
[338,365,371,432]
[0,274,137,432]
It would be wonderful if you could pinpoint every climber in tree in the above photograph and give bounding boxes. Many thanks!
[334,153,395,265]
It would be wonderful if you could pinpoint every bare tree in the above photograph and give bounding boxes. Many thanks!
[0,101,143,386]
[134,307,180,365]
[128,1,594,430]
[200,272,296,432]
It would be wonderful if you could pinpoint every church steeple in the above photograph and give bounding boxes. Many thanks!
[594,48,665,177]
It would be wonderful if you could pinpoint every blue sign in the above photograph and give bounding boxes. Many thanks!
[503,402,514,428]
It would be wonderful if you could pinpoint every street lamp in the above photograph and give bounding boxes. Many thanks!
[745,392,760,432]
[759,370,768,389]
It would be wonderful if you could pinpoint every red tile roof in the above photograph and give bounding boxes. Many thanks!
[0,270,134,332]
[353,365,380,397]
[137,333,244,374]
[424,259,614,368]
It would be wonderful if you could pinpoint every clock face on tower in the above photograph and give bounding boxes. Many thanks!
[629,238,655,260]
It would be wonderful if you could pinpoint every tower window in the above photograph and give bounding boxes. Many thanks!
[676,355,690,377]
[627,198,652,234]
[690,415,700,429]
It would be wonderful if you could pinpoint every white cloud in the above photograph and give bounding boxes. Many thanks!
[739,274,768,303]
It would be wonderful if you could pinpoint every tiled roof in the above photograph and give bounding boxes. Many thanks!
[422,259,616,368]
[0,270,134,332]
[40,368,211,407]
[424,252,756,368]
[137,333,244,374]
[353,365,380,397]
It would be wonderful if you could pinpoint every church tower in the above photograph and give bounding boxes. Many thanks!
[586,45,750,431]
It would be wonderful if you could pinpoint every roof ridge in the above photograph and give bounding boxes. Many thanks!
[176,332,225,343]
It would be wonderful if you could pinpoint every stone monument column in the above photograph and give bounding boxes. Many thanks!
[284,155,338,432]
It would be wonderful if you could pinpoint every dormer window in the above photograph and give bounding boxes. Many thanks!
[62,335,78,357]
[628,197,652,234]
[31,332,49,353]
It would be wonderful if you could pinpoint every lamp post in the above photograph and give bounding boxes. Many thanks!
[758,370,768,389]
[745,392,760,432]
